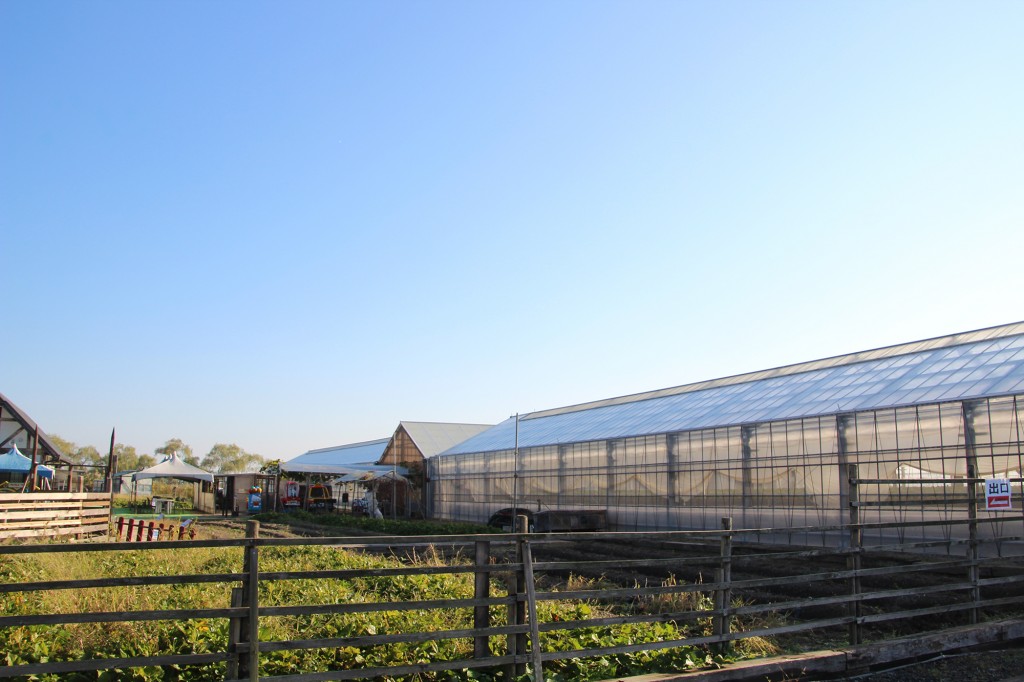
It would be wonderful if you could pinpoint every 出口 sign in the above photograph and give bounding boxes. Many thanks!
[985,479,1013,511]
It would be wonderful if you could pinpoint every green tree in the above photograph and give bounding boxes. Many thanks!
[112,444,138,471]
[47,435,155,488]
[50,434,132,468]
[155,438,198,466]
[109,445,156,472]
[47,435,107,487]
[47,434,77,460]
[200,443,265,474]
[73,445,104,468]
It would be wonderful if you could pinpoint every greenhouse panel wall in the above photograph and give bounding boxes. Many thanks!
[427,394,1024,550]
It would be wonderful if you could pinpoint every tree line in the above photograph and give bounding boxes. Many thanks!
[48,435,266,482]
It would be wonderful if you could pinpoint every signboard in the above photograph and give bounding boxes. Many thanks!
[985,479,1012,511]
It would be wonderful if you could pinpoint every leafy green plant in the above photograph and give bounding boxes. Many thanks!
[0,541,773,681]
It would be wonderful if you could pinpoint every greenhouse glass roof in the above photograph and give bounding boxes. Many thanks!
[284,438,390,474]
[443,322,1024,455]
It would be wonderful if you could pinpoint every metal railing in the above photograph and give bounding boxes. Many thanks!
[2,473,1024,681]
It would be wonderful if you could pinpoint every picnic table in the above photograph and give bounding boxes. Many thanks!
[151,497,175,515]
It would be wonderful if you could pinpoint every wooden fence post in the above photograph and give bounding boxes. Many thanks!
[505,580,520,681]
[473,540,491,660]
[847,464,862,646]
[227,586,244,680]
[506,516,529,680]
[714,516,733,652]
[238,520,260,681]
[521,537,543,682]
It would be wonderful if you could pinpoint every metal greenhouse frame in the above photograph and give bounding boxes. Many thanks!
[427,323,1024,552]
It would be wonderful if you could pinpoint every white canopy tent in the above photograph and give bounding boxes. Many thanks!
[132,453,214,483]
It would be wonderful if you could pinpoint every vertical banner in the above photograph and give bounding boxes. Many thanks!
[985,479,1012,511]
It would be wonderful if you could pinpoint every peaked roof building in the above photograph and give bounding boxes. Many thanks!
[0,392,71,465]
[379,421,493,469]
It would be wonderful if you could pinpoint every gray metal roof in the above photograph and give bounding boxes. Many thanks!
[442,321,1024,456]
[284,438,390,474]
[399,421,493,458]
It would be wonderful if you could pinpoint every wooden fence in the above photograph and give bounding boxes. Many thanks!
[112,515,198,542]
[0,492,110,540]
[3,471,1024,681]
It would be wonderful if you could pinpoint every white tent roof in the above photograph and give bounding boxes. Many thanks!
[132,453,214,483]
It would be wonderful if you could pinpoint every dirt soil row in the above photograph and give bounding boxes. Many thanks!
[843,647,1024,682]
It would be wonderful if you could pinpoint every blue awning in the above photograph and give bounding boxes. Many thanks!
[0,445,55,479]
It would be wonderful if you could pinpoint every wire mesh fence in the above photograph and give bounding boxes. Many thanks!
[429,394,1024,553]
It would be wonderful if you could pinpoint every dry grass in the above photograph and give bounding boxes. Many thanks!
[635,573,714,614]
[1,543,241,656]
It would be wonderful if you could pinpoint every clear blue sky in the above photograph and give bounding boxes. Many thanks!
[2,2,1022,461]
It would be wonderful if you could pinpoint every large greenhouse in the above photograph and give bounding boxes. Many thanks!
[427,322,1024,548]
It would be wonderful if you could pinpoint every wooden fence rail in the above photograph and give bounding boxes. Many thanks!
[2,474,1024,681]
[0,492,110,540]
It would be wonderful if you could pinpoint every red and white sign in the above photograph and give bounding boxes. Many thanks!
[986,479,1012,511]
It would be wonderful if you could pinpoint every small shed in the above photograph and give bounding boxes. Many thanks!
[211,472,275,516]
